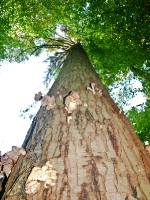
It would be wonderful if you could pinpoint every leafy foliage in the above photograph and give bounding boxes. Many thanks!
[20,102,37,120]
[0,0,149,87]
[43,37,75,84]
[1,0,150,143]
[109,72,143,110]
[127,100,150,144]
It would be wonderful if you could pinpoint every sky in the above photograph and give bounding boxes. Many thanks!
[0,55,48,154]
[0,55,146,154]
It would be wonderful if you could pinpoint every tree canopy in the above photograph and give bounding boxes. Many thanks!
[1,0,150,143]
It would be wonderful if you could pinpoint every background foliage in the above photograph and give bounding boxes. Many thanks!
[1,0,150,144]
[127,100,150,144]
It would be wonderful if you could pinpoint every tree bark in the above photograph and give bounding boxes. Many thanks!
[2,43,150,200]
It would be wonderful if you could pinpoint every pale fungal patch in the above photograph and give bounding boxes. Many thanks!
[87,83,102,97]
[25,161,57,195]
[34,92,43,101]
[2,158,14,178]
[65,91,82,114]
[3,146,26,163]
[145,145,150,155]
[98,89,102,97]
[84,102,88,107]
[57,91,63,101]
[67,116,72,124]
[0,146,26,177]
[64,91,82,124]
[100,125,103,129]
[41,95,56,110]
[25,180,40,195]
[87,83,96,94]
[119,110,122,114]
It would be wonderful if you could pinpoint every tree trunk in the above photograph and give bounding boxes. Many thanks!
[2,43,150,200]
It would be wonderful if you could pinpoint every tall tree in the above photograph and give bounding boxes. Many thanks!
[2,43,150,199]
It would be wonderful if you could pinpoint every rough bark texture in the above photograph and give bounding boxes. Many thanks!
[2,43,150,200]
